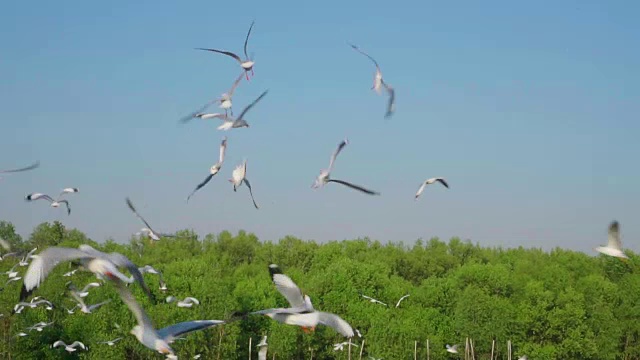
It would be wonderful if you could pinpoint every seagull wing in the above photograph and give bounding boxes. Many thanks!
[415,182,427,199]
[243,178,259,209]
[88,299,111,312]
[157,320,225,344]
[227,72,245,98]
[268,264,306,308]
[382,81,395,118]
[186,174,215,202]
[26,193,54,203]
[348,43,381,73]
[20,247,92,301]
[608,221,622,250]
[219,137,228,165]
[328,139,348,173]
[395,294,410,308]
[195,48,243,63]
[179,98,220,124]
[69,341,86,350]
[327,179,380,195]
[69,289,87,309]
[236,90,269,121]
[243,21,255,59]
[113,279,155,332]
[103,252,156,303]
[318,312,355,338]
[0,161,40,173]
[53,340,67,348]
[57,200,71,215]
[81,282,101,293]
[435,178,449,188]
[125,197,155,232]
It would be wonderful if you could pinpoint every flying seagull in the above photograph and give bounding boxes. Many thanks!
[216,90,269,130]
[26,321,54,332]
[230,159,259,209]
[360,294,388,307]
[595,221,629,261]
[112,278,225,357]
[395,294,410,308]
[196,21,256,81]
[18,244,155,304]
[176,297,200,308]
[415,178,449,200]
[70,289,111,314]
[0,161,40,180]
[349,43,395,118]
[126,197,176,241]
[25,188,79,215]
[68,281,101,298]
[52,341,87,353]
[312,139,380,195]
[98,338,122,346]
[187,137,228,202]
[250,264,355,337]
[446,344,459,354]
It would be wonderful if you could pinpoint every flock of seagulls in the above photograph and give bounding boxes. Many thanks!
[0,17,633,360]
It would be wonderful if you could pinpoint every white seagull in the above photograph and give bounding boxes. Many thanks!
[216,90,269,131]
[395,294,410,308]
[18,244,155,303]
[251,264,355,337]
[360,294,388,307]
[187,137,228,202]
[70,289,111,314]
[5,263,20,279]
[112,278,224,357]
[52,340,87,353]
[312,139,380,196]
[595,220,629,260]
[26,321,54,332]
[230,159,259,209]
[196,21,256,81]
[98,337,123,346]
[126,197,176,241]
[179,73,245,123]
[349,43,396,118]
[176,297,200,308]
[68,281,101,298]
[25,188,79,215]
[415,178,449,200]
[334,341,359,351]
[63,269,78,277]
[18,247,38,267]
[257,335,268,360]
[446,344,459,354]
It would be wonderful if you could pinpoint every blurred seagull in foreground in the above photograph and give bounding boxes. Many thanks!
[395,294,410,308]
[360,294,388,307]
[18,244,155,303]
[196,21,256,81]
[595,221,629,261]
[52,341,87,353]
[415,178,449,200]
[126,197,176,242]
[251,264,355,338]
[112,278,225,357]
[187,137,228,202]
[25,188,78,215]
[312,139,380,196]
[216,90,269,131]
[230,159,259,209]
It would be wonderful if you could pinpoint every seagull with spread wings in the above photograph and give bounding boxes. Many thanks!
[312,139,380,196]
[349,43,396,118]
[360,294,388,307]
[179,72,245,123]
[415,178,449,200]
[126,197,176,241]
[216,90,269,130]
[595,221,629,261]
[187,137,227,202]
[52,341,87,353]
[250,264,355,337]
[230,159,259,209]
[25,188,78,215]
[196,21,256,81]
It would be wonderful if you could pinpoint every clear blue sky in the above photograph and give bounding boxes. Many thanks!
[1,0,638,253]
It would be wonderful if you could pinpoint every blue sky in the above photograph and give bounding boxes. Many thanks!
[0,0,638,253]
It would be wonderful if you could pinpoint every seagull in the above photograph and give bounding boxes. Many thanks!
[126,197,176,241]
[179,73,245,123]
[166,296,177,303]
[159,280,168,292]
[25,188,79,215]
[18,244,155,303]
[395,294,410,308]
[216,90,269,130]
[5,263,20,278]
[187,137,228,202]
[360,294,388,307]
[65,305,79,314]
[349,43,395,118]
[14,299,53,312]
[257,336,268,360]
[26,321,54,332]
[68,281,101,298]
[595,221,629,261]
[334,341,359,351]
[312,139,380,196]
[18,247,38,266]
[63,269,78,277]
[446,344,459,354]
[112,278,225,357]
[176,297,200,308]
[251,264,355,337]
[194,354,202,359]
[98,337,122,346]
[415,178,449,200]
[230,159,259,209]
[52,341,87,353]
[16,332,28,337]
[355,329,362,338]
[70,289,111,314]
[0,161,40,180]
[5,276,21,286]
[196,21,256,81]
[517,356,528,360]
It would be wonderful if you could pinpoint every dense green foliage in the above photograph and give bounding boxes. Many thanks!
[0,220,638,360]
